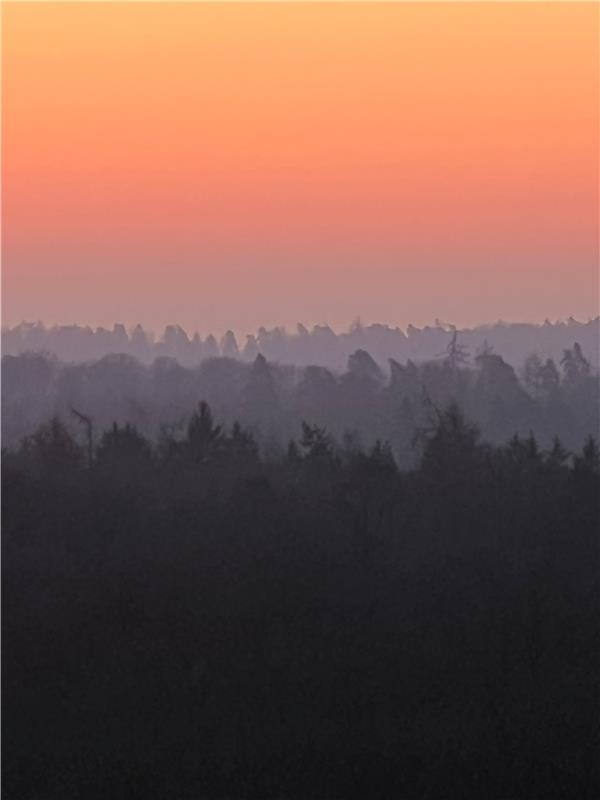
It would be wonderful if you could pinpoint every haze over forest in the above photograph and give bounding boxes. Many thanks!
[4,313,599,799]
[3,2,599,798]
[3,316,598,460]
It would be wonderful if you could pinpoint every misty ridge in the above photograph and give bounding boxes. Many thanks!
[2,318,598,461]
[3,315,599,370]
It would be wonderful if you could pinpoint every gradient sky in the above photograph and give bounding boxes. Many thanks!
[2,1,598,335]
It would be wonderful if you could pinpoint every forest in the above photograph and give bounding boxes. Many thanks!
[2,337,599,797]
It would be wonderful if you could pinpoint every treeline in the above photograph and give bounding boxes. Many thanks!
[3,402,599,799]
[2,340,598,459]
[3,316,599,370]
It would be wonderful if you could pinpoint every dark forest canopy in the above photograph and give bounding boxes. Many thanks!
[3,401,599,799]
[2,316,599,370]
[2,338,598,458]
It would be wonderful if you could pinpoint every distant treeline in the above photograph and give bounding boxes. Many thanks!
[2,317,599,370]
[3,401,599,799]
[2,339,598,458]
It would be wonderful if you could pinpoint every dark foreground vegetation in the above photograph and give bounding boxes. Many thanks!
[3,399,599,799]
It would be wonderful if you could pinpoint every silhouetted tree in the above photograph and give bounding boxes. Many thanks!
[185,400,224,464]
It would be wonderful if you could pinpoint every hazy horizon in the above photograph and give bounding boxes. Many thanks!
[4,311,599,340]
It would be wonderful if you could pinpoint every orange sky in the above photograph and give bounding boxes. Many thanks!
[2,2,598,335]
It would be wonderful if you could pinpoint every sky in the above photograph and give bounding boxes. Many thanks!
[2,1,598,336]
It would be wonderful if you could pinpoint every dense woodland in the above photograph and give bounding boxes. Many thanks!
[2,391,599,798]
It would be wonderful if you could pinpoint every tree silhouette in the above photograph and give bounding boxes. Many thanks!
[185,400,224,464]
[441,329,469,369]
